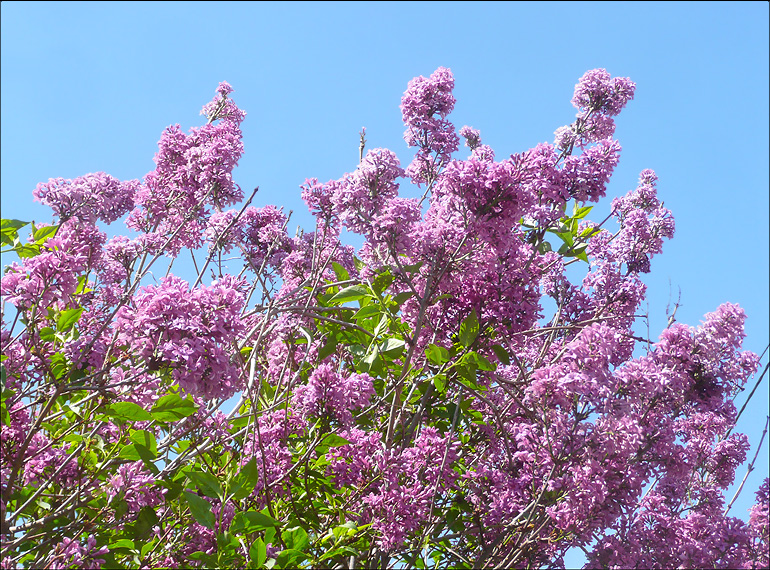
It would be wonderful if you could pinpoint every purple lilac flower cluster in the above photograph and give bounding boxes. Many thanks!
[291,363,375,426]
[43,536,109,569]
[400,66,460,184]
[327,426,458,551]
[606,169,676,273]
[205,204,291,271]
[240,409,304,504]
[105,460,166,514]
[115,274,246,399]
[126,83,245,256]
[33,172,138,224]
[557,68,637,149]
[1,220,103,311]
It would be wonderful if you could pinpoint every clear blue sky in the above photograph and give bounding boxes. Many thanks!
[2,1,768,565]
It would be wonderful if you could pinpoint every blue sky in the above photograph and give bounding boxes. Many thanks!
[2,1,768,564]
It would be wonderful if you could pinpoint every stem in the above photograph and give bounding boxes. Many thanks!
[725,415,769,515]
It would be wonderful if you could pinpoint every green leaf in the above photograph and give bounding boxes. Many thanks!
[119,442,158,467]
[141,540,157,558]
[392,291,413,307]
[373,315,388,337]
[359,344,380,374]
[250,538,267,567]
[352,305,380,321]
[276,549,308,568]
[573,205,593,219]
[491,344,510,365]
[183,491,215,529]
[39,327,56,343]
[33,225,59,244]
[105,401,153,422]
[216,531,239,556]
[130,506,159,540]
[187,470,223,499]
[230,510,280,534]
[554,230,574,246]
[75,274,92,295]
[229,458,259,501]
[563,243,588,259]
[433,374,447,394]
[425,344,450,365]
[282,526,310,551]
[229,415,251,429]
[401,261,424,274]
[56,307,83,332]
[150,393,198,421]
[320,434,351,447]
[49,352,68,379]
[371,271,393,295]
[327,284,368,305]
[1,219,29,247]
[108,538,136,551]
[1,219,29,231]
[189,551,218,566]
[318,335,338,362]
[331,262,350,282]
[579,226,600,238]
[15,243,41,259]
[380,338,405,356]
[159,476,184,503]
[466,351,494,371]
[458,309,479,348]
[129,429,158,456]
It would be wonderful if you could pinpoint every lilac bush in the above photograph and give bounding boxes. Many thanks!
[1,71,767,569]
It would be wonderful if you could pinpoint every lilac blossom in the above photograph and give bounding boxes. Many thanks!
[331,148,405,235]
[240,409,304,504]
[126,84,245,256]
[96,234,144,285]
[561,138,622,202]
[459,125,481,150]
[2,218,107,313]
[365,195,422,257]
[105,460,166,513]
[554,69,635,150]
[240,205,292,271]
[571,68,636,116]
[277,222,356,296]
[33,172,138,224]
[43,535,109,569]
[606,169,676,273]
[401,67,460,184]
[291,363,375,426]
[178,499,236,564]
[327,426,458,551]
[744,479,769,568]
[301,177,339,222]
[114,274,246,399]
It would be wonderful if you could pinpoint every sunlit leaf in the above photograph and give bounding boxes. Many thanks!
[183,491,214,529]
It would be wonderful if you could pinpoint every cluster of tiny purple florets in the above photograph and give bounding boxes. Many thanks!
[126,83,245,256]
[115,274,246,399]
[400,66,460,183]
[292,363,375,426]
